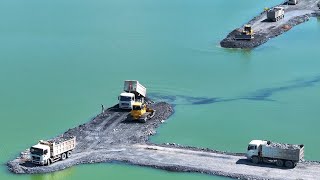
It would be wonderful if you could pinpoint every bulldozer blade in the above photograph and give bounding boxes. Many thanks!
[235,34,254,40]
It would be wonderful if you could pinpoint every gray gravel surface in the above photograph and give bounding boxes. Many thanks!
[220,0,320,49]
[7,102,320,180]
[268,142,302,150]
[48,135,75,144]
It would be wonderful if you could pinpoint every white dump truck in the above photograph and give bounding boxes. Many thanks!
[267,7,285,22]
[288,0,299,5]
[30,136,76,166]
[118,80,147,109]
[246,140,304,168]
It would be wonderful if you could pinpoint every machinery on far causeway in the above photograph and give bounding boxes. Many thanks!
[235,25,254,40]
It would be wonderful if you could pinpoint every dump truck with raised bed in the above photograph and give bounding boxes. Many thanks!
[119,80,147,109]
[246,140,304,168]
[30,136,76,166]
[129,102,155,123]
[267,7,285,22]
[235,25,254,40]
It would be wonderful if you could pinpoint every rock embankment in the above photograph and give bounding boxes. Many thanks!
[7,101,320,180]
[7,102,173,174]
[220,0,320,49]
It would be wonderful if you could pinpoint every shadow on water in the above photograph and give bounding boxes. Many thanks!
[149,75,320,106]
[30,167,74,180]
[223,48,253,58]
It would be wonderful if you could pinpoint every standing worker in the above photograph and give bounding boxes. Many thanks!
[101,104,104,114]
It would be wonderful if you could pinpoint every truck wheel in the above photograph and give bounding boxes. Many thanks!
[47,159,51,166]
[251,156,260,164]
[285,161,294,168]
[61,153,67,160]
[67,151,72,158]
[276,159,284,167]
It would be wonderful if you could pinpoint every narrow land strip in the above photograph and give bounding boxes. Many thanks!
[7,102,320,179]
[220,0,320,48]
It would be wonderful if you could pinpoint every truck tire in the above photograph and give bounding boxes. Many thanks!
[61,153,67,160]
[46,159,51,166]
[276,159,284,167]
[252,156,260,164]
[285,160,294,168]
[67,151,72,158]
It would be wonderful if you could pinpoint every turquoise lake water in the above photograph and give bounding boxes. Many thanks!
[1,0,319,179]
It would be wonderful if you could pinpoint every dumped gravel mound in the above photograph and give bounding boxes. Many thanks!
[220,31,268,49]
[268,142,303,150]
[48,135,75,144]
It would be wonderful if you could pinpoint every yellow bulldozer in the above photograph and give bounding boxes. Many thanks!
[235,24,254,40]
[130,102,156,123]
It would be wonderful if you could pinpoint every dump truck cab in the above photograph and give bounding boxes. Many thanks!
[246,140,267,159]
[118,92,135,109]
[30,143,51,165]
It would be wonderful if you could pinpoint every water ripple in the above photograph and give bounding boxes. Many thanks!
[149,75,320,105]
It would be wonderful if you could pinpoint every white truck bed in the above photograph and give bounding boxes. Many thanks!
[124,80,147,97]
[267,8,284,19]
[45,137,76,156]
[262,142,304,161]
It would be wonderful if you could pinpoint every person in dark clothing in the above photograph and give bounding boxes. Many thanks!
[101,104,104,113]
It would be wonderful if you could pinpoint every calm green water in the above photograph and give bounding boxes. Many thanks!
[1,0,319,179]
